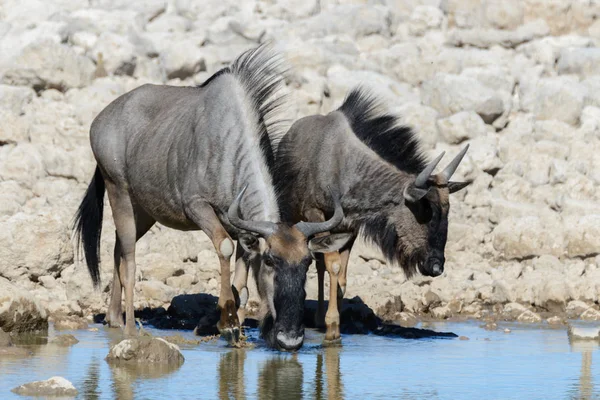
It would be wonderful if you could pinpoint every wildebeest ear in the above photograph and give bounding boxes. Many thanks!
[448,181,471,194]
[308,233,353,254]
[403,184,429,202]
[238,233,259,254]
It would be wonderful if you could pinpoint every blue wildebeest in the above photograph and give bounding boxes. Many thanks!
[274,88,470,341]
[73,45,351,350]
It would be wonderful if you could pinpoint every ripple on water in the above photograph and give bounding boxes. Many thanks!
[0,321,598,400]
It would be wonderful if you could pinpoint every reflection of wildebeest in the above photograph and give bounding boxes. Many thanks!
[275,88,470,341]
[258,356,304,400]
[73,45,350,350]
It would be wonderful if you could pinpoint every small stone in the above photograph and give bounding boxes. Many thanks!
[546,316,564,325]
[517,310,543,324]
[503,302,529,320]
[50,334,79,346]
[581,308,600,321]
[431,305,452,319]
[567,325,600,341]
[566,300,593,318]
[484,321,498,331]
[459,336,470,340]
[12,377,78,397]
[88,328,99,332]
[106,337,185,365]
[393,312,418,327]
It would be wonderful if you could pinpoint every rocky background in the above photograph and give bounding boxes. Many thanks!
[1,0,600,332]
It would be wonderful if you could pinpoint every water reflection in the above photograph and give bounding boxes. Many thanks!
[257,355,304,400]
[216,346,344,400]
[569,339,598,400]
[81,356,101,400]
[218,350,247,400]
[314,347,343,400]
[108,358,183,400]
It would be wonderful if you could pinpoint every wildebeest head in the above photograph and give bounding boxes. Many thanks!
[393,145,471,278]
[228,187,351,351]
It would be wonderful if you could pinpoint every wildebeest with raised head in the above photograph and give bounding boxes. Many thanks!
[274,88,471,341]
[73,45,351,351]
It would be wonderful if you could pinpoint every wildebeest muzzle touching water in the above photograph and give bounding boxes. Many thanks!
[228,187,352,351]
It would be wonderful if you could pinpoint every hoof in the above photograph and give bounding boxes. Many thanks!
[218,300,241,345]
[105,316,124,329]
[220,326,241,345]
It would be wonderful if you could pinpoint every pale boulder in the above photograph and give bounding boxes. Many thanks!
[139,281,177,305]
[106,337,185,365]
[1,41,95,90]
[0,211,73,281]
[12,377,78,397]
[437,111,487,144]
[422,73,505,123]
[531,76,586,125]
[564,215,600,258]
[557,47,600,78]
[408,6,444,36]
[492,216,564,259]
[0,277,48,333]
[483,0,524,29]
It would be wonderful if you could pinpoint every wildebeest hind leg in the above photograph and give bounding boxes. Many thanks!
[105,181,141,337]
[106,211,155,329]
[185,199,240,344]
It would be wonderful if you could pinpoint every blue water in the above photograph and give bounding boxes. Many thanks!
[0,322,598,399]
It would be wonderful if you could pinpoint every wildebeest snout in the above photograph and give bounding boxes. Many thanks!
[420,253,445,277]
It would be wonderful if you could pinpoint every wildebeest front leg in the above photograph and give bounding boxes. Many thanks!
[304,208,342,341]
[185,200,240,344]
[232,245,252,326]
[336,237,355,314]
[323,251,343,342]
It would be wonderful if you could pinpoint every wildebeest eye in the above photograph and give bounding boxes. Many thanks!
[263,256,275,268]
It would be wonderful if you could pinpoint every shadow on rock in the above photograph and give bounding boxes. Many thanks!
[95,294,456,339]
[304,296,457,339]
[95,293,221,336]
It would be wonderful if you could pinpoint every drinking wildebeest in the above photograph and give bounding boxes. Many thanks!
[73,45,351,350]
[274,88,471,341]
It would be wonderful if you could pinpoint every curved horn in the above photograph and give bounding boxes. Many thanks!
[440,144,469,183]
[295,186,344,238]
[414,151,445,188]
[228,185,278,238]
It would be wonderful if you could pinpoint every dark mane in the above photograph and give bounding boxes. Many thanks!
[199,44,288,179]
[356,214,425,279]
[338,88,428,174]
[198,66,231,88]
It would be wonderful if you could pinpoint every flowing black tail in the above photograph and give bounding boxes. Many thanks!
[73,166,105,287]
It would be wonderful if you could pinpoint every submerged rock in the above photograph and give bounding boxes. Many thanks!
[106,337,185,365]
[53,316,89,331]
[50,334,79,346]
[11,376,78,397]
